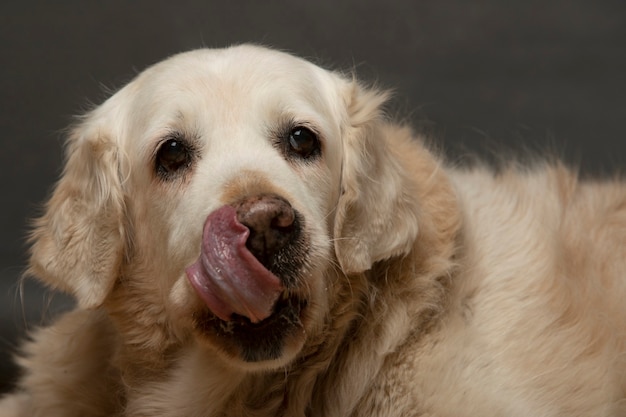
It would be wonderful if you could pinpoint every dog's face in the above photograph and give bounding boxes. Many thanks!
[29,45,421,370]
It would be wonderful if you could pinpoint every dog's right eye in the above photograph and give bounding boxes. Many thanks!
[155,138,193,178]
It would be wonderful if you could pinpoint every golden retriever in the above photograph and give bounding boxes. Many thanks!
[1,44,625,417]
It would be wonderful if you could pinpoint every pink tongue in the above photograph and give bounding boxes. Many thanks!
[185,205,284,323]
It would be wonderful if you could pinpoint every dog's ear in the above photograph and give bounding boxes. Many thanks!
[333,81,421,274]
[28,117,126,309]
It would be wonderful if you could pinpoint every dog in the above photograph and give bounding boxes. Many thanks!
[1,44,625,416]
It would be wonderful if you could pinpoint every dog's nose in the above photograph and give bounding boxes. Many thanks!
[235,194,297,267]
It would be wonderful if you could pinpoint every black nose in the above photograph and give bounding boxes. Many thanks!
[235,194,297,268]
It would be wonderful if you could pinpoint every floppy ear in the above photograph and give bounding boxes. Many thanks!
[333,81,420,274]
[28,118,126,309]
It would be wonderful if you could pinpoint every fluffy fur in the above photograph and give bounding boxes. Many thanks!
[1,45,625,416]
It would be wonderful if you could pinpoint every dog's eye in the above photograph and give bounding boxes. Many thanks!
[155,138,192,177]
[287,127,321,159]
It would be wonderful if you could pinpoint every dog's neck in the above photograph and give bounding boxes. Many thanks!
[102,252,456,416]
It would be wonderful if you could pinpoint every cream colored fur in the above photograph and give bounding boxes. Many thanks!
[1,45,625,416]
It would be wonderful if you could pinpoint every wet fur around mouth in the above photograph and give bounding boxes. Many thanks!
[260,211,311,289]
[194,292,308,362]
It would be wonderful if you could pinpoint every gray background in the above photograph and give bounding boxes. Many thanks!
[1,0,625,392]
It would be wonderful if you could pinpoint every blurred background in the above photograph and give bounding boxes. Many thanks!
[1,0,625,392]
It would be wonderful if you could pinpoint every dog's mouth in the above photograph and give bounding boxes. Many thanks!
[185,200,310,364]
[194,289,308,363]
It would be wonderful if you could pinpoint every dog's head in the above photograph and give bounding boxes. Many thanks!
[28,45,428,370]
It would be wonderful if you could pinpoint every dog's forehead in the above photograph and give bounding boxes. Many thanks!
[134,46,337,111]
[114,46,346,144]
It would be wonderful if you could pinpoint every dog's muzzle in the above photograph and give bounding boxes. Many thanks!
[186,194,298,323]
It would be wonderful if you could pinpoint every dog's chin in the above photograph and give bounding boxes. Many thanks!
[191,289,310,370]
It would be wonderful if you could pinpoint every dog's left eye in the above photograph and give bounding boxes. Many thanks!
[287,127,321,160]
[155,138,193,177]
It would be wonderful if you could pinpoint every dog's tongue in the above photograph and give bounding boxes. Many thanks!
[185,205,284,323]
